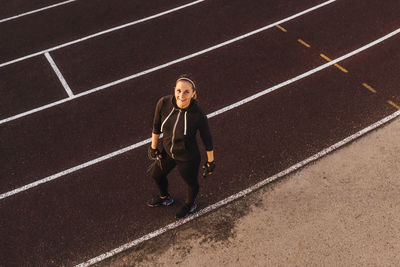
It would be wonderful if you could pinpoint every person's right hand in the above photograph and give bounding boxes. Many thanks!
[148,146,162,160]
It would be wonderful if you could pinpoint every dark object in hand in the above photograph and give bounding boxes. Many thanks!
[202,161,216,178]
[148,146,161,160]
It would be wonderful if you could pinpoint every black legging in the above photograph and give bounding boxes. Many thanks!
[151,151,200,206]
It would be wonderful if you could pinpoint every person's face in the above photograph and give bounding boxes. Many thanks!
[175,80,195,108]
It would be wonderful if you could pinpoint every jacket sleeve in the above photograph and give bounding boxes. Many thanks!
[152,97,164,134]
[199,113,213,151]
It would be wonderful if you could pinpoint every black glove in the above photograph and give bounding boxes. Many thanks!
[148,146,161,160]
[202,161,216,178]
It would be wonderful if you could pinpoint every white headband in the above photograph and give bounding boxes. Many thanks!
[177,77,196,89]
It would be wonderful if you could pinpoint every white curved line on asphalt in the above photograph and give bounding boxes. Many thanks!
[0,0,205,68]
[1,27,398,201]
[0,0,76,24]
[0,0,336,125]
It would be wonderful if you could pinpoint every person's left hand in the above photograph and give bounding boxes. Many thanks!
[202,161,216,178]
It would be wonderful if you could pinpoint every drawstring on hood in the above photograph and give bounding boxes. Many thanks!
[162,97,193,134]
[184,111,187,136]
[161,107,175,133]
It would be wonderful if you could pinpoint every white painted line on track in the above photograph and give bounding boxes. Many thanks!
[206,29,399,119]
[0,0,205,68]
[1,28,398,200]
[45,52,74,98]
[0,0,77,24]
[0,0,337,125]
[81,0,337,91]
[0,138,152,200]
[76,109,400,267]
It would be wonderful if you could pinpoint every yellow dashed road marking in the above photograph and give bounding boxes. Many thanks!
[333,63,348,73]
[289,31,397,112]
[387,100,400,110]
[320,53,332,61]
[320,53,348,73]
[362,83,377,93]
[275,24,287,32]
[297,39,311,48]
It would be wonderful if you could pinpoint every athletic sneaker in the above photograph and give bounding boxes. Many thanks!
[176,203,197,219]
[147,196,174,207]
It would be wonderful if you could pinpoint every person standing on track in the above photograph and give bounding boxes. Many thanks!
[147,74,216,219]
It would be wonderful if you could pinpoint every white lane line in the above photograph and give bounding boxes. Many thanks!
[0,0,205,68]
[81,0,337,91]
[0,0,337,125]
[206,29,400,119]
[76,109,400,267]
[0,0,76,24]
[0,28,398,200]
[0,138,152,200]
[44,52,74,98]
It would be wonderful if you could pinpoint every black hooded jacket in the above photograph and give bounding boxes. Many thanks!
[152,95,213,161]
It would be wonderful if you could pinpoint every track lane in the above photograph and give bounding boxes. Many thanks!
[51,0,331,93]
[0,56,68,118]
[1,28,399,198]
[0,0,333,124]
[282,0,400,58]
[342,37,400,105]
[0,28,323,193]
[49,0,398,95]
[0,0,195,63]
[1,59,397,266]
[0,0,72,20]
[2,0,397,126]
